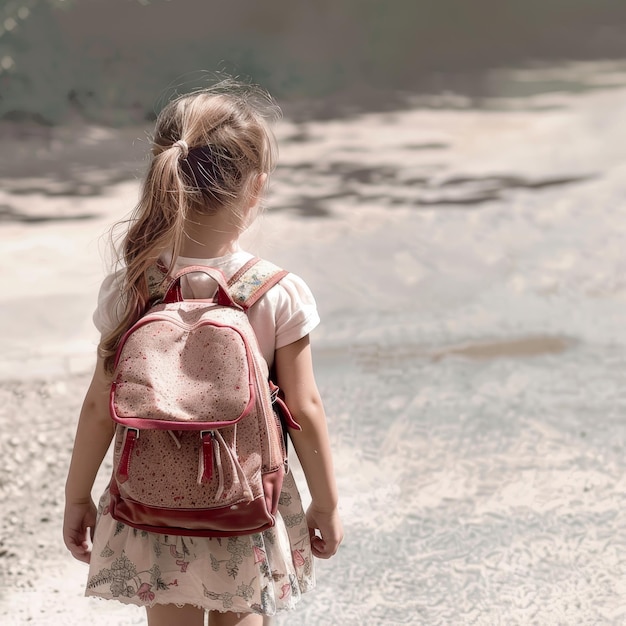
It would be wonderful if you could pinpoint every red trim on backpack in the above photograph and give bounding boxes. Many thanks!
[108,465,284,537]
[200,431,214,483]
[116,428,138,484]
[111,317,257,430]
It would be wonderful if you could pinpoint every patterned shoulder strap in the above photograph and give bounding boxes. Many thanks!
[145,257,287,309]
[228,257,288,310]
[146,260,170,302]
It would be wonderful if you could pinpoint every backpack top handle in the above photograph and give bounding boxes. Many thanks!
[161,265,240,309]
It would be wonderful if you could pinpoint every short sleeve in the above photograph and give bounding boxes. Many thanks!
[92,269,126,336]
[92,265,320,365]
[273,273,320,350]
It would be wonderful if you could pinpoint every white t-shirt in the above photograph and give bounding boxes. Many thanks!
[93,250,320,368]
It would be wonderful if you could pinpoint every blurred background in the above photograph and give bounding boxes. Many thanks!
[3,1,626,625]
[4,0,626,123]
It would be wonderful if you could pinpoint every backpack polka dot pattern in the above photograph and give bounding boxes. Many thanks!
[107,263,299,537]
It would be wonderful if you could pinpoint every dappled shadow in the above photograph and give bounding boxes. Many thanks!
[0,204,96,224]
[332,163,399,185]
[0,117,597,221]
[273,160,596,216]
[5,171,134,199]
[0,121,149,206]
[404,142,450,151]
[272,196,334,218]
[439,174,594,190]
[414,174,596,208]
[414,193,502,207]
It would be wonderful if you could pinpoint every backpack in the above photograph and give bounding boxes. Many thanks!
[107,257,300,537]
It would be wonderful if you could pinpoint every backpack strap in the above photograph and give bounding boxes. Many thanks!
[223,258,295,450]
[146,260,169,302]
[146,257,287,309]
[227,257,289,310]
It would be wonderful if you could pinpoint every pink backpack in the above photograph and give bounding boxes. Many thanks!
[107,258,300,537]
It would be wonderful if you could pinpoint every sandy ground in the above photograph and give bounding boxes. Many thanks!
[3,64,626,624]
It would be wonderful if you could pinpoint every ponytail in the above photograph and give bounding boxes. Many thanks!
[99,82,280,374]
[99,145,190,372]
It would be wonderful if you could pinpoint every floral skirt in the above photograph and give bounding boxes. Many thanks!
[85,471,315,615]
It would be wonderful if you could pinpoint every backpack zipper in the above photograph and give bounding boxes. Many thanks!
[117,427,139,483]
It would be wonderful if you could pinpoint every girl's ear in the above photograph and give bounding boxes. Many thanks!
[240,173,269,230]
[248,173,268,207]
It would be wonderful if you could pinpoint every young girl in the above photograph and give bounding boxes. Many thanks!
[63,80,343,626]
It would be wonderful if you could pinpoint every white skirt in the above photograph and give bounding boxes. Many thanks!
[85,471,315,615]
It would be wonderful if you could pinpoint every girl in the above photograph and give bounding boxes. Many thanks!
[63,80,343,626]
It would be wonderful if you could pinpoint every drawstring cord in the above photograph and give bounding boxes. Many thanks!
[214,430,253,501]
[168,431,182,449]
[196,430,253,502]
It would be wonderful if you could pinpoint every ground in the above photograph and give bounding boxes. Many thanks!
[2,63,626,624]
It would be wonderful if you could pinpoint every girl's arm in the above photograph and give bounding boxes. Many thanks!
[274,335,343,559]
[63,353,115,563]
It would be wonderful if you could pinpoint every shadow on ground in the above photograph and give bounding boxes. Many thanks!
[274,159,596,217]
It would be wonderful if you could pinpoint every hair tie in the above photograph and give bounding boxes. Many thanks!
[172,139,189,159]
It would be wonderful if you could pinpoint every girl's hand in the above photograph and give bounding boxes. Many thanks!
[63,499,97,563]
[306,504,343,559]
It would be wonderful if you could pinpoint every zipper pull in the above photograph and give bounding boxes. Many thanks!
[198,430,214,484]
[117,428,139,483]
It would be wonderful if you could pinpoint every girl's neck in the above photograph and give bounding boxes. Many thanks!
[178,209,244,259]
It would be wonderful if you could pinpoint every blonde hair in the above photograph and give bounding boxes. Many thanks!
[100,80,281,373]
